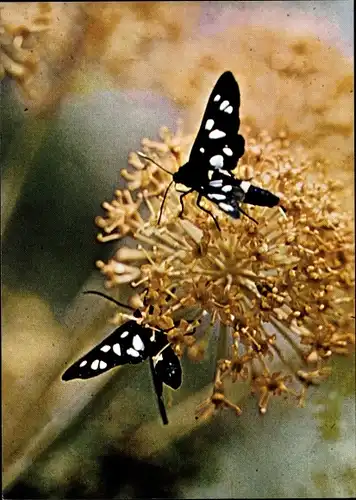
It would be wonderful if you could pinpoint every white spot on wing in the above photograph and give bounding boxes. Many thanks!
[223,146,233,156]
[132,334,145,351]
[100,360,107,369]
[120,331,129,338]
[210,179,223,187]
[205,119,214,130]
[209,129,226,139]
[225,105,233,114]
[222,185,232,192]
[219,202,234,212]
[127,347,140,358]
[240,181,251,193]
[208,193,226,201]
[220,100,229,111]
[91,359,99,370]
[199,147,205,153]
[209,154,224,168]
[208,170,213,180]
[79,360,87,367]
[213,94,221,102]
[113,343,121,356]
[100,345,111,352]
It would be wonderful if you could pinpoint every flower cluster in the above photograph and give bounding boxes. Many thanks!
[95,124,354,418]
[0,3,51,87]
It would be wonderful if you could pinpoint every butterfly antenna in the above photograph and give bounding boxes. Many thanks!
[148,356,169,425]
[136,152,173,176]
[158,179,174,226]
[136,152,175,225]
[83,290,134,311]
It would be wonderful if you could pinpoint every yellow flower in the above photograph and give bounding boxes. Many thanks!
[1,2,86,113]
[95,124,354,419]
[0,3,51,86]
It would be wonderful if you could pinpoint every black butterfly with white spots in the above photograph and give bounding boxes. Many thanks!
[170,71,282,230]
[62,291,182,425]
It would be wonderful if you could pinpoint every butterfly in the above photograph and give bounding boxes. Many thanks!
[140,71,283,231]
[62,291,182,425]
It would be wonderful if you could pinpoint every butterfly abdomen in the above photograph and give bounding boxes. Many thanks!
[239,182,280,208]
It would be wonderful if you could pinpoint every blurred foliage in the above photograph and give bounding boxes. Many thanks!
[1,86,180,316]
[313,355,355,441]
[4,356,355,498]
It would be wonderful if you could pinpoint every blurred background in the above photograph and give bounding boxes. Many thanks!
[1,1,354,498]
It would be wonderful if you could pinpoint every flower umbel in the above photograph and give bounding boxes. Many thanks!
[0,3,51,86]
[95,125,354,418]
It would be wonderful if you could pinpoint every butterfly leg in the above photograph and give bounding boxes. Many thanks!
[177,189,194,218]
[196,194,221,231]
[237,205,258,224]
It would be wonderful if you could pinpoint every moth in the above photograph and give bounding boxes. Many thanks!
[62,291,182,425]
[139,71,283,231]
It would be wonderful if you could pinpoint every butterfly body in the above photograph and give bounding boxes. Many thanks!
[62,292,182,424]
[62,320,181,387]
[174,166,279,220]
[171,71,281,227]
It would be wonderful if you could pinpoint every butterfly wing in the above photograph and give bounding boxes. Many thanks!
[202,169,245,219]
[146,330,182,425]
[189,71,245,173]
[62,321,151,380]
[154,348,182,390]
[151,331,182,390]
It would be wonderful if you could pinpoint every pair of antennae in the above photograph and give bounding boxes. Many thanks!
[137,152,174,225]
